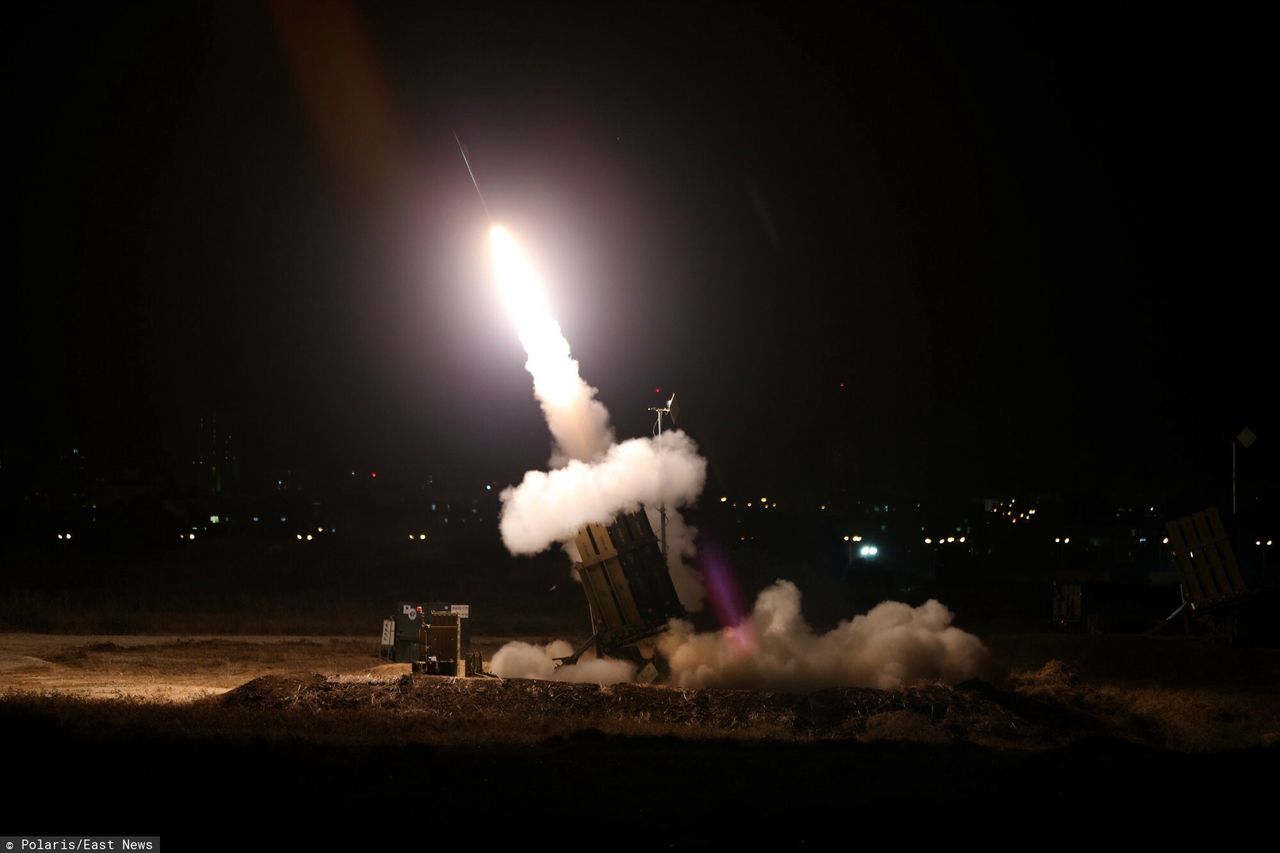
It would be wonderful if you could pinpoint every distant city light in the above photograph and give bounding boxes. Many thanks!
[819,504,826,510]
[1064,537,1070,544]
[210,515,220,524]
[843,535,850,541]
[485,484,492,491]
[946,536,955,543]
[419,534,426,540]
[851,535,863,542]
[924,537,932,544]
[959,536,966,543]
[1162,537,1169,544]
[720,496,727,503]
[297,534,303,540]
[188,533,195,540]
[317,527,324,533]
[306,534,313,541]
[371,472,377,478]
[1055,537,1061,543]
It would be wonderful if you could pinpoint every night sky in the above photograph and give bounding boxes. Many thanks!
[9,2,1275,505]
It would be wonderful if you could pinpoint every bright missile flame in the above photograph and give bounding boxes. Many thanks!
[490,225,579,409]
[489,222,708,612]
[488,224,614,464]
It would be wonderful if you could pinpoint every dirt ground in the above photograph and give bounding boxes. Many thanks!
[0,633,519,700]
[4,630,1278,846]
[3,630,1277,750]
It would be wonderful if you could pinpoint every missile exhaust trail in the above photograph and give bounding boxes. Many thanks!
[454,131,491,220]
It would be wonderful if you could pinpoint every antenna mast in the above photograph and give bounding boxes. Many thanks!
[648,393,679,559]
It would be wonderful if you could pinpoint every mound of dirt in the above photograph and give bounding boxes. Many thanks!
[1007,659,1081,693]
[0,655,55,672]
[219,673,1070,747]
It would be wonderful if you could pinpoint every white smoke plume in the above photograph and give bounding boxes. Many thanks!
[490,225,614,466]
[486,225,988,689]
[657,580,991,691]
[646,505,705,613]
[491,225,707,610]
[500,429,706,554]
[526,338,615,467]
[490,311,985,682]
[489,639,636,685]
[489,582,989,688]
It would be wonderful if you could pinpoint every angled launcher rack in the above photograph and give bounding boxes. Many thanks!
[1162,507,1250,639]
[558,508,686,675]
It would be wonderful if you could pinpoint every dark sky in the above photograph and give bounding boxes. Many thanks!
[8,1,1275,504]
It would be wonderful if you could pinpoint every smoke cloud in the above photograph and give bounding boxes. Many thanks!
[500,430,706,553]
[658,580,991,690]
[490,224,613,466]
[492,225,707,610]
[526,337,615,467]
[489,639,636,685]
[488,227,988,691]
[646,506,705,613]
[490,582,988,688]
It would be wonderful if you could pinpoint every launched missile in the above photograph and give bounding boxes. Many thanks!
[453,131,491,220]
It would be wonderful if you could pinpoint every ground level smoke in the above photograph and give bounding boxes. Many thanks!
[489,639,636,685]
[660,581,991,691]
[491,581,989,690]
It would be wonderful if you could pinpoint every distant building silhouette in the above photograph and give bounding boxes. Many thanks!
[193,413,237,494]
